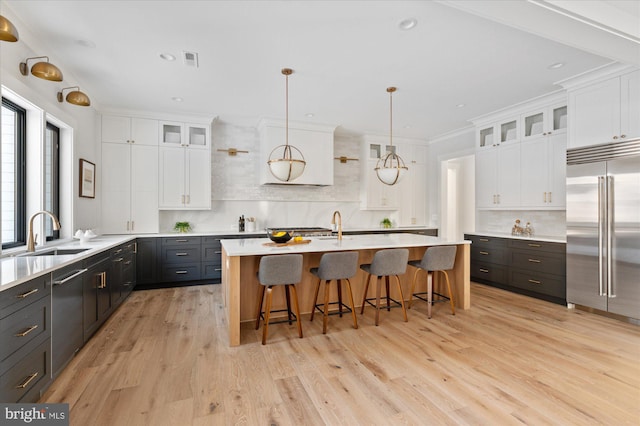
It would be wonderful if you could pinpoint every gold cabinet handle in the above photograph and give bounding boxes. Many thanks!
[16,372,38,389]
[621,134,626,139]
[479,268,489,273]
[528,243,541,247]
[479,251,489,255]
[613,135,619,140]
[528,279,541,285]
[175,270,188,274]
[16,288,39,299]
[176,239,188,243]
[98,271,107,289]
[479,238,489,242]
[214,268,222,272]
[528,259,541,263]
[214,251,222,254]
[175,252,188,256]
[15,325,38,337]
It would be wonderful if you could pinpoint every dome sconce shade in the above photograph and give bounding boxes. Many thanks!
[19,56,63,81]
[0,15,19,42]
[375,86,408,186]
[57,86,91,106]
[267,68,306,182]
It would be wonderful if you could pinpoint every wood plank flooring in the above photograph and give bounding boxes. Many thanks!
[40,283,640,425]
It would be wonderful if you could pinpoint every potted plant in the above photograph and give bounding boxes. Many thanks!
[174,221,192,233]
[380,217,392,229]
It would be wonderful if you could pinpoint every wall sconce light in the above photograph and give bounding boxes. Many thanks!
[334,156,359,164]
[0,15,19,42]
[19,56,63,81]
[217,148,249,156]
[57,86,91,106]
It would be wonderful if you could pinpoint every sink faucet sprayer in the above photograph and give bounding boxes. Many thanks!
[331,210,342,241]
[27,210,61,252]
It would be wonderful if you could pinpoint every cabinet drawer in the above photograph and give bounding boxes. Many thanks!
[508,239,565,254]
[202,245,223,262]
[162,246,201,263]
[1,296,49,364]
[0,338,50,403]
[465,234,508,248]
[511,251,565,275]
[471,246,508,265]
[202,236,223,247]
[202,263,222,280]
[0,277,51,318]
[470,262,508,285]
[162,236,201,246]
[161,264,201,282]
[510,269,565,299]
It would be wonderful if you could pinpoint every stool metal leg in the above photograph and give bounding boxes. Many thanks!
[285,285,293,325]
[344,278,358,329]
[255,285,266,330]
[394,275,408,322]
[262,286,274,345]
[288,284,303,338]
[385,276,391,311]
[337,279,343,317]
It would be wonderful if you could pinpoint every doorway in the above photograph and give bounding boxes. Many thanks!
[440,154,475,240]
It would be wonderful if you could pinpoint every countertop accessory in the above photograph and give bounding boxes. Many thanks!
[267,68,306,182]
[27,210,61,252]
[0,14,19,42]
[375,87,407,186]
[263,239,311,247]
[266,229,293,244]
[381,217,392,229]
[57,86,91,107]
[19,56,63,81]
[174,221,192,233]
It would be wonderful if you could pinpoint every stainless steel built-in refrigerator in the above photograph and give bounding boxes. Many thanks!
[566,139,640,321]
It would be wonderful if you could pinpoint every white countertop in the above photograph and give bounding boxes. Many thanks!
[464,232,566,243]
[221,233,469,257]
[0,235,135,292]
[137,226,436,238]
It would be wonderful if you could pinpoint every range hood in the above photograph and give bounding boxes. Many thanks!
[258,118,337,186]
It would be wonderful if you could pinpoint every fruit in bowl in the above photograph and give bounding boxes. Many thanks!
[267,229,293,243]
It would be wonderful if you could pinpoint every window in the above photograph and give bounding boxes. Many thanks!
[45,122,60,241]
[1,97,26,249]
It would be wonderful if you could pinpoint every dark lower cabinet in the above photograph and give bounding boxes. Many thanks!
[466,233,566,304]
[83,252,111,342]
[136,238,159,285]
[0,275,52,403]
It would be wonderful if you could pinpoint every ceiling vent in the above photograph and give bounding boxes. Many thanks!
[182,51,199,68]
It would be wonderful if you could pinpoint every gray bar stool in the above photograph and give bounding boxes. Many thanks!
[359,248,409,326]
[254,254,304,345]
[309,251,359,334]
[408,245,457,318]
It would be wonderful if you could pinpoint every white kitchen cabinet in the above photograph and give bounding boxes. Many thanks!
[361,159,399,210]
[475,143,521,209]
[520,132,566,209]
[398,162,427,226]
[477,118,519,150]
[159,146,211,209]
[102,143,158,234]
[521,104,567,141]
[568,69,639,148]
[160,121,210,150]
[101,115,158,145]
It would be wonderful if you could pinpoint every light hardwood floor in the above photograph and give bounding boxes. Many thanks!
[41,282,640,425]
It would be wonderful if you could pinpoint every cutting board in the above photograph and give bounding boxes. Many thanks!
[263,239,312,247]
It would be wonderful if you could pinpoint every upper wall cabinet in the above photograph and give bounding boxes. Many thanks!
[521,104,567,140]
[566,69,639,149]
[258,119,336,185]
[160,121,210,149]
[102,115,158,146]
[477,118,519,150]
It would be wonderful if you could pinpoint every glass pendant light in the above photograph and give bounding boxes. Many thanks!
[267,68,306,182]
[375,87,407,185]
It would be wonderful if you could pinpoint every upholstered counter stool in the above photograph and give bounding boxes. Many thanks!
[254,254,304,345]
[359,248,409,326]
[408,245,457,319]
[309,251,359,334]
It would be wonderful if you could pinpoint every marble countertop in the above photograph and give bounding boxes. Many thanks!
[138,226,436,238]
[0,235,135,292]
[221,233,469,257]
[464,231,566,243]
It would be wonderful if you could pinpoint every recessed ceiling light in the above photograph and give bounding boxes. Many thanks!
[76,39,96,48]
[305,113,314,118]
[398,18,417,31]
[160,53,176,61]
[456,103,466,108]
[548,62,564,69]
[171,97,183,102]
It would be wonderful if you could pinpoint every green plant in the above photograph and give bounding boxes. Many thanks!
[174,221,192,233]
[381,217,392,229]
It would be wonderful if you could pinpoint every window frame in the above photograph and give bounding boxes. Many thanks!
[45,121,60,241]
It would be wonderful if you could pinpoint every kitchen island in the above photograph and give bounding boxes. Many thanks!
[221,233,470,346]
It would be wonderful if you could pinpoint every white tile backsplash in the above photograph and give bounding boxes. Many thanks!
[476,210,566,237]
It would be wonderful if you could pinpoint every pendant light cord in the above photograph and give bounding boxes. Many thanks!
[389,88,393,148]
[285,71,289,147]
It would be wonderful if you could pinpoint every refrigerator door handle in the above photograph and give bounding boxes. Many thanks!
[598,176,607,296]
[607,175,615,298]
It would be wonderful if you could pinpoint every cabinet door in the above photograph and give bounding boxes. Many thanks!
[497,143,521,207]
[547,133,566,208]
[130,118,159,146]
[160,121,184,146]
[185,123,209,150]
[568,77,620,148]
[620,70,640,141]
[159,147,186,208]
[101,115,131,144]
[131,145,159,233]
[520,137,548,207]
[185,148,211,209]
[475,150,497,208]
[136,238,159,285]
[101,143,131,234]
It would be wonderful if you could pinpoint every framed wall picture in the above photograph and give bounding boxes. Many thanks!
[79,158,96,198]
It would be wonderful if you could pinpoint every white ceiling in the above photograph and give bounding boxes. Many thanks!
[2,0,637,140]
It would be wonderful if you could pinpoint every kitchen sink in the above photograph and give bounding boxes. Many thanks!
[18,248,90,257]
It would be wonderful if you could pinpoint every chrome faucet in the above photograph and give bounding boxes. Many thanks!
[331,210,342,241]
[27,211,61,252]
